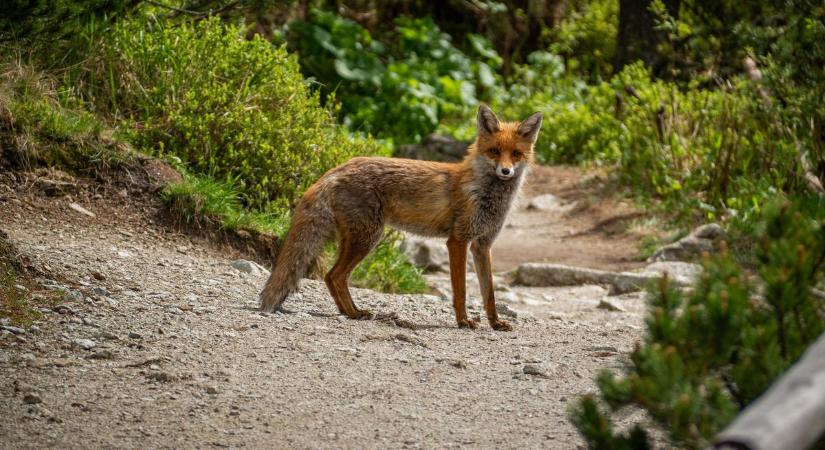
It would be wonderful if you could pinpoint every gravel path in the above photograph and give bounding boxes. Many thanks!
[0,175,647,449]
[492,165,651,272]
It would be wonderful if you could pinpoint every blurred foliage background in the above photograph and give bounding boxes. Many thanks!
[1,2,824,447]
[3,0,823,228]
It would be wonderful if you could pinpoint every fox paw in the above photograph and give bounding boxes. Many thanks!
[490,319,513,332]
[348,309,374,320]
[457,318,479,330]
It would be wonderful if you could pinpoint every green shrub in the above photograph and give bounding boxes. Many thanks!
[0,0,134,44]
[441,62,802,226]
[571,201,825,449]
[78,16,386,212]
[606,65,800,224]
[290,10,501,143]
[47,15,425,296]
[546,0,618,81]
[639,0,825,211]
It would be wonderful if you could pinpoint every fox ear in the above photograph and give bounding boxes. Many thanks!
[518,111,543,143]
[477,104,500,136]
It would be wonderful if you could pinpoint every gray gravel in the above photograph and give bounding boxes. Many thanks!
[0,187,648,450]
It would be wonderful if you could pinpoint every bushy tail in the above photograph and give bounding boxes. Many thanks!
[260,201,333,312]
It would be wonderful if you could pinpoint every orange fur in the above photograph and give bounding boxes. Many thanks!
[259,105,542,331]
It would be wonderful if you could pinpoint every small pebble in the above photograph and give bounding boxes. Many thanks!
[23,394,42,404]
[1,326,25,335]
[522,364,548,378]
[53,304,76,315]
[72,338,96,350]
[92,286,110,297]
[86,350,115,360]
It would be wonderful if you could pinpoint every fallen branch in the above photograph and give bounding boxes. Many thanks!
[713,331,825,450]
[797,135,825,197]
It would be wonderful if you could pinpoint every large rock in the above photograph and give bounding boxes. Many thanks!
[514,263,690,294]
[72,338,97,350]
[692,223,725,240]
[230,260,270,277]
[526,194,575,213]
[399,236,474,273]
[399,237,450,272]
[35,178,78,197]
[637,261,702,285]
[648,223,725,262]
[396,135,469,162]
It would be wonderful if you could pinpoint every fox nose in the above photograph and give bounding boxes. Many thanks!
[496,165,515,179]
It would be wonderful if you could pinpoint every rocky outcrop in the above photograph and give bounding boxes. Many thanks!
[637,261,702,286]
[515,263,659,294]
[647,223,725,262]
[514,262,696,294]
[396,134,469,162]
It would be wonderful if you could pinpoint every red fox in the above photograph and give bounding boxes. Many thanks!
[260,105,542,330]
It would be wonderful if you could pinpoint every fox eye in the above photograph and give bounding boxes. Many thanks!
[512,151,523,159]
[489,147,500,155]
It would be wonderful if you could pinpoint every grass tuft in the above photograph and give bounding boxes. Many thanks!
[351,232,427,294]
[0,233,45,327]
[0,60,129,174]
[161,172,289,236]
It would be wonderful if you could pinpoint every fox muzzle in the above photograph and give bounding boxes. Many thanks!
[496,165,515,180]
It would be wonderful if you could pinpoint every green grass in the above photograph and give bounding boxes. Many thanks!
[0,61,129,174]
[161,172,290,236]
[638,235,662,261]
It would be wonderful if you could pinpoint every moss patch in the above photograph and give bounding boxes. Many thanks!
[0,232,41,326]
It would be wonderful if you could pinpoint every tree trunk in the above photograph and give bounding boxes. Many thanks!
[614,0,680,75]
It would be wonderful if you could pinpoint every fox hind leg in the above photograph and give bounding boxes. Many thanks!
[325,226,383,319]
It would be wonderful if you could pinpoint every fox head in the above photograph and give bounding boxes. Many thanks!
[474,104,543,181]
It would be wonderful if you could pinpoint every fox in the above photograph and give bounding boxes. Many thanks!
[259,104,542,331]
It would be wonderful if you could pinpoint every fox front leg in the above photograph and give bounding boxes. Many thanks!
[447,236,477,329]
[471,240,512,331]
